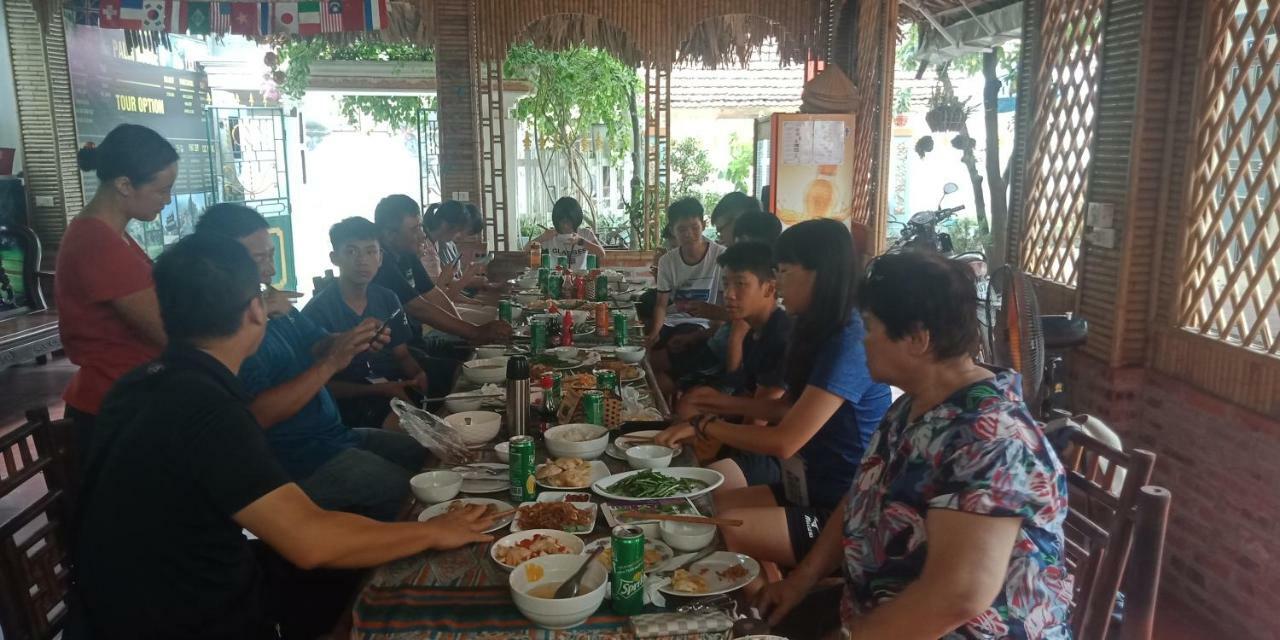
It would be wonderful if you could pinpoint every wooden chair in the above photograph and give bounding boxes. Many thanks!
[0,408,77,640]
[1117,485,1173,640]
[1060,429,1157,639]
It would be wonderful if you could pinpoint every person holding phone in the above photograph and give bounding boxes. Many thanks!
[528,196,606,270]
[303,217,431,428]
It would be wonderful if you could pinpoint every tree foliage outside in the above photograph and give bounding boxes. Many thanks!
[276,40,436,131]
[722,133,752,193]
[669,137,723,222]
[505,44,640,226]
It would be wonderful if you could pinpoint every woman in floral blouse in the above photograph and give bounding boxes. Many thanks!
[757,251,1073,640]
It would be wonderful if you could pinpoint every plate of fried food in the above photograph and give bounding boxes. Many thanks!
[417,498,514,534]
[659,552,760,597]
[489,529,584,571]
[510,499,598,534]
[535,458,611,490]
[582,537,674,572]
[597,359,644,383]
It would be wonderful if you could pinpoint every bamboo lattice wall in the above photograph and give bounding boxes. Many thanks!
[1176,0,1280,354]
[1018,0,1106,288]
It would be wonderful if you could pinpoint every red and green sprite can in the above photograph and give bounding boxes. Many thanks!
[498,299,513,323]
[508,435,537,503]
[593,369,619,393]
[540,250,551,269]
[537,267,550,292]
[582,390,605,426]
[586,253,599,270]
[529,319,548,354]
[612,312,629,347]
[611,525,646,615]
[547,274,563,299]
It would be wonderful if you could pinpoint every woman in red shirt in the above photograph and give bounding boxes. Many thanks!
[57,124,177,439]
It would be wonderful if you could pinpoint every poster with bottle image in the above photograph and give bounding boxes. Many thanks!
[768,113,856,228]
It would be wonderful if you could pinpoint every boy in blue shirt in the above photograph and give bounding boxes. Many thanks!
[303,217,428,428]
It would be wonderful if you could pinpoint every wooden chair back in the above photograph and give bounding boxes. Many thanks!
[1117,486,1172,640]
[1060,429,1157,639]
[0,407,76,640]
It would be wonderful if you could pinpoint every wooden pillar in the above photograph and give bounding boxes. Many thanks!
[432,0,480,203]
[3,0,84,263]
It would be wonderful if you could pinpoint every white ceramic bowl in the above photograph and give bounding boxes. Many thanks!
[494,441,511,463]
[543,423,610,460]
[444,391,488,413]
[615,346,646,364]
[491,529,586,571]
[463,357,509,384]
[567,309,591,325]
[546,346,582,360]
[409,470,463,503]
[444,411,502,445]
[476,344,511,360]
[660,520,716,552]
[625,444,674,470]
[509,553,607,629]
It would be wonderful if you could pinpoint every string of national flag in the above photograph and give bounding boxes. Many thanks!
[89,0,390,36]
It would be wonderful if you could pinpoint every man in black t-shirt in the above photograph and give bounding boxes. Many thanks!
[673,242,791,485]
[74,233,497,639]
[371,194,510,347]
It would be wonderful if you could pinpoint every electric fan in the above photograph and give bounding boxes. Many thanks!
[985,266,1046,410]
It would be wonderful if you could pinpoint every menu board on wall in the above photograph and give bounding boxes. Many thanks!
[769,113,856,228]
[66,26,213,257]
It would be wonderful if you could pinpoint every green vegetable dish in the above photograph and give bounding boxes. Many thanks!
[605,470,710,498]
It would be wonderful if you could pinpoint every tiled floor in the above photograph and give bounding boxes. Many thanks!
[0,355,1227,639]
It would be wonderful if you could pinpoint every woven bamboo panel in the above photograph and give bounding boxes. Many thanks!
[846,0,895,232]
[1176,0,1280,355]
[1018,0,1106,287]
[468,0,823,68]
[1153,327,1280,417]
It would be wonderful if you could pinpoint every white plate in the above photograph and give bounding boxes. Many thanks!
[452,462,509,494]
[510,501,598,534]
[621,368,646,384]
[417,497,514,534]
[489,529,585,571]
[600,498,700,528]
[608,431,682,460]
[658,552,761,597]
[593,467,724,501]
[582,537,675,572]
[535,459,611,491]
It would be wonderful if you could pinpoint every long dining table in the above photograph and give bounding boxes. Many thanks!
[348,273,747,640]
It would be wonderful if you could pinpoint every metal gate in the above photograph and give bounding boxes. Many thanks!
[417,107,442,208]
[206,106,297,292]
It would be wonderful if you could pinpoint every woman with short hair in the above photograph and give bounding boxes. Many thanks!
[756,250,1073,640]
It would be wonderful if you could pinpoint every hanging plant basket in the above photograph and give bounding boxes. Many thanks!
[926,104,968,133]
[915,136,935,159]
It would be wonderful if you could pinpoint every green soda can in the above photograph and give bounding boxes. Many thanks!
[595,273,610,301]
[582,390,606,426]
[508,435,537,503]
[557,256,570,270]
[586,253,599,270]
[530,319,548,355]
[593,369,619,393]
[498,299,513,323]
[540,249,551,269]
[612,312,629,347]
[611,525,646,615]
[537,267,550,292]
[547,274,563,299]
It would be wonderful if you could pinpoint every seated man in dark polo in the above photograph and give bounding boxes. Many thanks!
[74,232,497,639]
[196,204,426,521]
[372,194,510,362]
[303,217,428,427]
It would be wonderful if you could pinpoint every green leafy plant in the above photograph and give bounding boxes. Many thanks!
[722,133,752,193]
[894,87,913,114]
[505,44,640,225]
[276,40,435,131]
[670,137,713,199]
[946,217,990,254]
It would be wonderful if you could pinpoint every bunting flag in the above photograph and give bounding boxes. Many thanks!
[79,0,390,35]
[186,1,211,34]
[297,1,322,35]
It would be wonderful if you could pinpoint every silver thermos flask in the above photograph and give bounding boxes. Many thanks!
[505,355,530,437]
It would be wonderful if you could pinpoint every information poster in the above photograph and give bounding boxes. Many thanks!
[769,113,856,228]
[66,27,213,257]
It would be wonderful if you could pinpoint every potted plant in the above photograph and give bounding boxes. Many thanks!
[893,88,912,127]
[925,86,971,133]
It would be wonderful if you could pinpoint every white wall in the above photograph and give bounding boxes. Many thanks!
[0,2,24,175]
